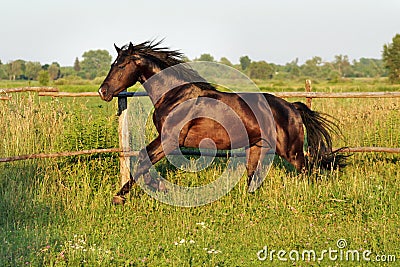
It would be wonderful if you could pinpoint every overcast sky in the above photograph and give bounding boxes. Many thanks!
[1,0,399,66]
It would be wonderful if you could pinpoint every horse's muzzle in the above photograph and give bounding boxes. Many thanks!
[98,85,113,102]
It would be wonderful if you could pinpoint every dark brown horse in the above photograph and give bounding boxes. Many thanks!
[99,40,345,204]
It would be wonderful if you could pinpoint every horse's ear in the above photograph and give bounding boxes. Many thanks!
[114,43,121,53]
[128,42,134,52]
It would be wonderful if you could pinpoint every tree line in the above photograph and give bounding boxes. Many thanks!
[1,33,399,84]
[0,50,112,85]
[193,53,388,82]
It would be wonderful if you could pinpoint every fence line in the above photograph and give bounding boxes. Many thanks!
[1,87,59,101]
[39,91,99,97]
[1,87,59,93]
[38,91,400,99]
[0,148,124,163]
[1,146,399,163]
[339,147,400,153]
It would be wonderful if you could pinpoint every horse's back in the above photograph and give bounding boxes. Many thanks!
[261,93,301,124]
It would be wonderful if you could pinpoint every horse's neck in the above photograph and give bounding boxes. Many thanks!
[140,65,188,105]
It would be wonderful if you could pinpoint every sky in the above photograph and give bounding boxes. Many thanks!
[0,0,399,66]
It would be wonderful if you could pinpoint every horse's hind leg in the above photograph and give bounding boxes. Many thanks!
[113,135,171,205]
[246,140,271,192]
[246,144,261,185]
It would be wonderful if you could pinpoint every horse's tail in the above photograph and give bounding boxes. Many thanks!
[292,102,347,170]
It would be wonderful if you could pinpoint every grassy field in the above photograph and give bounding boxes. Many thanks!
[0,79,399,266]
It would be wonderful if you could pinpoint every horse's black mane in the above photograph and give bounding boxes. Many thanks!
[122,40,213,88]
[122,40,184,67]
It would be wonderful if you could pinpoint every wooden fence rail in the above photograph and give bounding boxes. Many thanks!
[0,148,124,163]
[1,87,59,93]
[1,146,399,163]
[1,87,59,101]
[39,91,99,97]
[38,91,400,99]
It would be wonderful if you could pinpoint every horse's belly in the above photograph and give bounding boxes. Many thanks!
[182,118,249,149]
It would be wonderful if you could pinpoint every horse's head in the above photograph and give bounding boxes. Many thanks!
[99,42,143,102]
[99,40,185,101]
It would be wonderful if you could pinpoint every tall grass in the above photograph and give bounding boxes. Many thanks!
[0,94,66,156]
[0,82,399,266]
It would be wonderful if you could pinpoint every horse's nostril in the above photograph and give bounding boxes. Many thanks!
[98,86,108,99]
[99,84,109,96]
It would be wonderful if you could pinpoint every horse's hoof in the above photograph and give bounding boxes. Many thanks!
[112,195,126,205]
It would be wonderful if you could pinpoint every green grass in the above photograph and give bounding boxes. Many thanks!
[0,79,399,266]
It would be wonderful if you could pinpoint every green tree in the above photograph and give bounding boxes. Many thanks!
[301,56,323,78]
[38,70,50,85]
[0,60,7,79]
[352,58,384,77]
[74,57,81,72]
[25,61,42,80]
[219,57,233,66]
[196,53,215,62]
[8,60,26,80]
[284,58,301,78]
[48,62,60,80]
[181,56,190,62]
[239,55,251,71]
[383,34,400,83]
[321,62,340,82]
[60,66,76,78]
[333,55,352,77]
[80,49,112,79]
[247,61,274,80]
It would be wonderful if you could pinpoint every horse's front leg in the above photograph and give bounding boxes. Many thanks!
[113,135,170,205]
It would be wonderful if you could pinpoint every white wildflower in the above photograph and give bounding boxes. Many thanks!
[196,222,207,229]
[207,248,222,254]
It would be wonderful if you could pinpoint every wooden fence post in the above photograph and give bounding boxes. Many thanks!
[305,79,312,109]
[118,90,131,185]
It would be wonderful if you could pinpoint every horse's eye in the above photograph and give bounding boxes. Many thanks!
[118,65,126,69]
